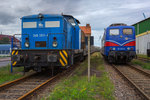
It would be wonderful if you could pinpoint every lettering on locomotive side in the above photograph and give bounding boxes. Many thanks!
[118,48,125,50]
[39,34,46,37]
[33,34,46,37]
[33,34,38,37]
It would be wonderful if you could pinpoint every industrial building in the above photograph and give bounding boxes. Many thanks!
[132,17,150,55]
[0,34,20,56]
[0,44,11,56]
[80,24,94,47]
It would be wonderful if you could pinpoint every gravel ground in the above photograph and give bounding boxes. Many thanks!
[105,61,144,100]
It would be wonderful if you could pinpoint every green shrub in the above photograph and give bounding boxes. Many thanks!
[45,52,115,100]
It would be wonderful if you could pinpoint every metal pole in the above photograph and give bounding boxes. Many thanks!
[11,37,13,73]
[88,35,90,82]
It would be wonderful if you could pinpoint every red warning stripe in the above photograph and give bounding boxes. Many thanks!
[124,41,135,46]
[105,42,119,46]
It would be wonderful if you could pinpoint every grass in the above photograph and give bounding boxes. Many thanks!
[0,64,24,84]
[137,54,150,59]
[131,59,150,70]
[44,52,115,100]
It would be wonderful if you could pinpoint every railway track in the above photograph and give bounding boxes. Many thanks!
[112,64,150,100]
[0,62,78,100]
[0,71,59,100]
[0,52,97,100]
[137,56,150,62]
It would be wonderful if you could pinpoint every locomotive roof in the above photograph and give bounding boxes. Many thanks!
[21,14,63,19]
[109,23,127,27]
[107,25,134,28]
[63,15,80,24]
[21,14,80,24]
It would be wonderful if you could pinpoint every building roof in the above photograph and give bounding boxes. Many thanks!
[80,24,91,36]
[0,34,12,40]
[0,34,20,42]
[132,17,150,26]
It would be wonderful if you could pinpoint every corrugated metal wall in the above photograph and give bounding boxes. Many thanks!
[136,33,150,55]
[133,18,150,35]
[133,18,150,55]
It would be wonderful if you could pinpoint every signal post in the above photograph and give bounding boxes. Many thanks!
[88,35,90,82]
[79,24,91,82]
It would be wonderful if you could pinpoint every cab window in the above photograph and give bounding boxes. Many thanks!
[123,28,132,35]
[23,22,37,28]
[68,18,76,26]
[45,21,60,28]
[109,29,119,35]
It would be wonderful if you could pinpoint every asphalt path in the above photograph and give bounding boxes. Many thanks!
[0,57,11,68]
[0,61,10,68]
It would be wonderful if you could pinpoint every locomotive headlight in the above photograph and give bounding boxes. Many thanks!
[127,47,130,50]
[53,41,57,47]
[25,42,29,47]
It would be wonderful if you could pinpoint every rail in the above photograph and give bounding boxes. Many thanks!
[0,72,58,100]
[112,64,150,100]
[0,60,81,100]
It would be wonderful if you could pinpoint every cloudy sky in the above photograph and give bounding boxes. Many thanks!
[1,0,150,46]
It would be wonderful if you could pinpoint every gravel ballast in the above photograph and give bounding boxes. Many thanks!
[105,62,144,100]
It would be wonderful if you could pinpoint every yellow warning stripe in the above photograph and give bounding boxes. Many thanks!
[136,30,150,38]
[15,51,18,55]
[12,61,17,66]
[59,59,65,66]
[60,51,68,65]
[12,50,15,55]
[62,50,68,58]
[11,50,18,66]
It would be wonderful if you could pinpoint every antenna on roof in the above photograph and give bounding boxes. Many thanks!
[98,35,101,41]
[143,13,146,19]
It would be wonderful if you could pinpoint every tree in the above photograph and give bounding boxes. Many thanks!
[0,37,10,44]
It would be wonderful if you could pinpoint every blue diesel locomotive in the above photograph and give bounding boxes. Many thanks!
[11,13,87,72]
[101,23,136,63]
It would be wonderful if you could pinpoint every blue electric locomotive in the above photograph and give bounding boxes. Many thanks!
[11,13,85,72]
[101,23,136,63]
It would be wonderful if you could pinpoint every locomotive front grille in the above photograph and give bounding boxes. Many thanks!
[35,41,46,47]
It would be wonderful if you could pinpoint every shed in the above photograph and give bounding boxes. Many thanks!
[0,44,11,55]
[132,18,150,55]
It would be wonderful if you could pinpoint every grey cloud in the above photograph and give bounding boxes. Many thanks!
[0,0,150,46]
[15,6,32,15]
[36,0,82,15]
[0,12,16,25]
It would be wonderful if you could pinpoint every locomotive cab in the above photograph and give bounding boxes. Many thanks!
[103,23,136,63]
[22,14,64,50]
[11,14,81,72]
